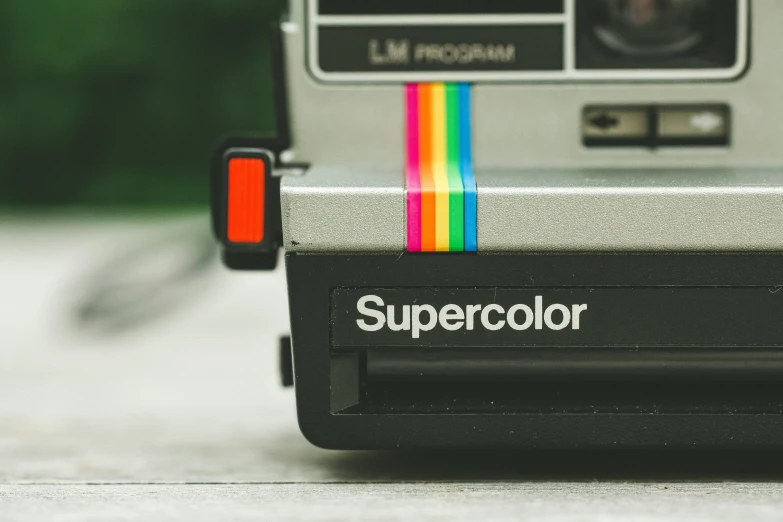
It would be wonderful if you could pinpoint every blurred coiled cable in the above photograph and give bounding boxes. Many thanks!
[71,218,219,335]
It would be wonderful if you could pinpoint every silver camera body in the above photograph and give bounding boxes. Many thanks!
[281,0,783,253]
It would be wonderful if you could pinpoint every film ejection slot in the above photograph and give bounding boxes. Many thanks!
[583,105,730,148]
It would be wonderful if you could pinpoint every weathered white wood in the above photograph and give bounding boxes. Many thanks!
[3,483,783,522]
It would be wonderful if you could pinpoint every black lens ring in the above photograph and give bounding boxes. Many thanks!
[588,0,711,58]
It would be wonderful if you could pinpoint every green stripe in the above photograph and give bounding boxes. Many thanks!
[445,83,464,252]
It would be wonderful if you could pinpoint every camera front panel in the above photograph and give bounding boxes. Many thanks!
[309,0,748,83]
[284,0,783,170]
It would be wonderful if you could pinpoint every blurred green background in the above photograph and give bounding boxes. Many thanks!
[1,0,285,208]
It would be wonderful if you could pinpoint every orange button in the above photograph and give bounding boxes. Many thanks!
[227,157,265,243]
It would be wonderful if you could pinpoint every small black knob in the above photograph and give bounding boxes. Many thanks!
[279,335,294,388]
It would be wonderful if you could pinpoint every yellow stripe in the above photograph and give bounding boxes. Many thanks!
[430,83,450,252]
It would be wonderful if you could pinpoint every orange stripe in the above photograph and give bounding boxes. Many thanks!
[430,83,450,251]
[419,84,436,252]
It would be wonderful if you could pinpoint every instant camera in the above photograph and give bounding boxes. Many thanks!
[211,0,783,449]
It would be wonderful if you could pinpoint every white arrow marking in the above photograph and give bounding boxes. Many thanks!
[690,112,723,133]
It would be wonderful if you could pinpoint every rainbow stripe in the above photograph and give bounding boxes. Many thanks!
[406,83,476,253]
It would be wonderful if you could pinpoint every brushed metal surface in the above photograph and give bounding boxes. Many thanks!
[281,165,404,252]
[477,168,783,252]
[281,167,783,252]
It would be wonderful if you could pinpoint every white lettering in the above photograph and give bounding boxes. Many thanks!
[571,304,587,330]
[544,304,571,331]
[412,43,517,65]
[369,39,409,65]
[414,44,427,63]
[356,295,587,338]
[368,40,384,65]
[386,39,409,64]
[439,304,465,331]
[357,295,385,331]
[507,304,534,331]
[386,305,410,332]
[499,44,515,62]
[535,295,543,330]
[411,304,437,339]
[466,304,482,330]
[481,304,506,331]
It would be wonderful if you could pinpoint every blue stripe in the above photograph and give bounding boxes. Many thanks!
[458,83,477,252]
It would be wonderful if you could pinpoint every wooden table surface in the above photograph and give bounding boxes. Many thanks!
[2,216,783,521]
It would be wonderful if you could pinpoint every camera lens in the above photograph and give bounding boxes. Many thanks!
[589,0,710,57]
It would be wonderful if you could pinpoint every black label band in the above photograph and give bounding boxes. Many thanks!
[332,287,783,348]
[317,26,564,73]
